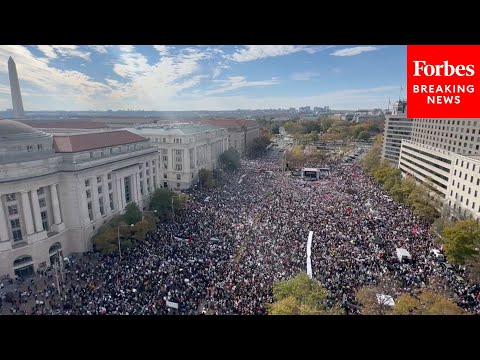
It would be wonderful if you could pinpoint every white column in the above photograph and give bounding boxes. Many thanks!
[133,173,142,207]
[21,191,35,235]
[0,197,10,241]
[131,174,138,203]
[50,184,62,225]
[115,177,122,211]
[30,190,44,233]
[142,169,147,195]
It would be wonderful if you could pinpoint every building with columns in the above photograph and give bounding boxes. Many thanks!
[125,123,229,189]
[192,119,260,155]
[0,120,158,278]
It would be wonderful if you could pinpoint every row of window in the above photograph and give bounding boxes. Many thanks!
[414,119,478,126]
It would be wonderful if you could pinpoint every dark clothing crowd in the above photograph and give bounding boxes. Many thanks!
[2,151,480,315]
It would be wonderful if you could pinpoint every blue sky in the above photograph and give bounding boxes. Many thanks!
[0,45,406,111]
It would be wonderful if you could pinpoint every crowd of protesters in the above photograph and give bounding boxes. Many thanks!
[1,148,479,315]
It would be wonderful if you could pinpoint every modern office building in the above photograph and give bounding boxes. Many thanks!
[381,100,412,165]
[125,123,229,189]
[398,117,480,220]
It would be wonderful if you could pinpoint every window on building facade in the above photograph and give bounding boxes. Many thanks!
[85,179,90,187]
[37,144,43,151]
[8,205,18,216]
[27,145,33,152]
[88,202,93,221]
[39,198,46,208]
[164,174,167,179]
[86,190,91,199]
[99,197,104,216]
[107,173,112,180]
[109,193,114,211]
[6,193,16,202]
[108,182,112,191]
[177,183,180,188]
[98,186,103,194]
[11,219,22,241]
[177,174,181,180]
[41,211,48,231]
[124,177,132,203]
[97,176,102,183]
[140,172,143,179]
[175,164,182,171]
[37,187,44,196]
[164,182,168,188]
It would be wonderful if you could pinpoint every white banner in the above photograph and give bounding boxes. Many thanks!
[306,231,313,278]
[166,300,179,309]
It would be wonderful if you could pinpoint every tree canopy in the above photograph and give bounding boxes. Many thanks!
[198,168,215,188]
[268,273,338,315]
[219,148,241,172]
[442,219,480,264]
[392,290,464,315]
[123,202,142,226]
[150,188,188,219]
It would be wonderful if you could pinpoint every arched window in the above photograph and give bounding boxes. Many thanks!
[13,255,33,267]
[49,242,62,254]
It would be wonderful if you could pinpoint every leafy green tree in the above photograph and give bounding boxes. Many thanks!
[442,219,480,264]
[360,135,383,174]
[219,148,241,171]
[406,182,440,222]
[358,130,369,141]
[150,188,188,220]
[123,202,142,226]
[268,273,338,315]
[198,168,215,188]
[150,188,174,218]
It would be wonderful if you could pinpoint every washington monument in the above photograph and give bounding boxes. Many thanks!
[8,57,25,118]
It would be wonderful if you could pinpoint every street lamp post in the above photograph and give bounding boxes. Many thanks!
[117,224,134,260]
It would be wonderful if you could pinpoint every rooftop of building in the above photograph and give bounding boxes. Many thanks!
[53,130,148,153]
[0,119,42,136]
[124,123,225,136]
[188,118,259,129]
[19,119,109,129]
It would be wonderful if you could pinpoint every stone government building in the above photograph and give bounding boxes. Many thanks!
[0,120,158,277]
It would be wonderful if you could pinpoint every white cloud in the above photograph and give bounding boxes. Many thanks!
[36,45,58,59]
[290,72,318,81]
[119,45,135,53]
[36,45,91,61]
[88,45,110,54]
[330,46,378,57]
[0,45,400,112]
[153,45,168,56]
[212,67,222,79]
[230,45,333,62]
[205,76,279,95]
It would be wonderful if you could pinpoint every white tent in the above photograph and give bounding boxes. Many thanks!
[396,248,412,262]
[376,294,395,307]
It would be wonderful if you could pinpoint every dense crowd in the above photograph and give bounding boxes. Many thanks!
[1,149,480,315]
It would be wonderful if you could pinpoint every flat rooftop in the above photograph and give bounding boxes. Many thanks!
[124,124,225,136]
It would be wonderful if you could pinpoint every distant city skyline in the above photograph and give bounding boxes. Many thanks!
[0,45,406,112]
